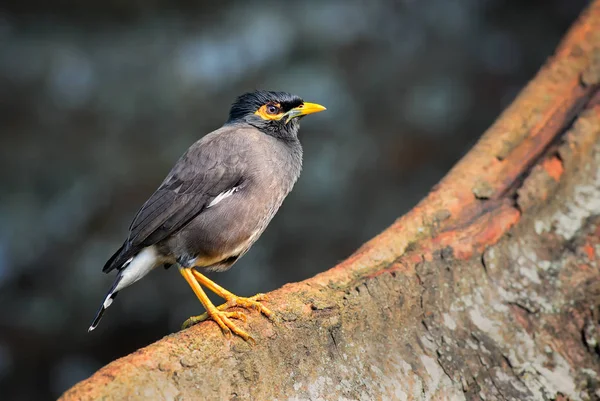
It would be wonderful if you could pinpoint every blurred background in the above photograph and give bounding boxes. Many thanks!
[0,0,589,399]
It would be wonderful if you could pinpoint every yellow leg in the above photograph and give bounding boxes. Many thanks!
[179,267,253,341]
[190,269,273,318]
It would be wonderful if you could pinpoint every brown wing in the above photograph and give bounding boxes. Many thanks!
[103,129,247,273]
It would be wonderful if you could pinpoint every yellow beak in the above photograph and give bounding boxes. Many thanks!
[285,102,327,123]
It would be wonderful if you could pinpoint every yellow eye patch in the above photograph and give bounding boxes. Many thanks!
[254,103,284,121]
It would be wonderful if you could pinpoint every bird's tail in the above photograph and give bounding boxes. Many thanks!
[89,246,159,332]
[88,273,123,332]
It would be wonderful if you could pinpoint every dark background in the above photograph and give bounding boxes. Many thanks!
[0,0,589,400]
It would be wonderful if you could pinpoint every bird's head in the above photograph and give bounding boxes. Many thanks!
[227,90,326,139]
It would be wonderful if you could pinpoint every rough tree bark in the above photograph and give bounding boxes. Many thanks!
[61,3,600,400]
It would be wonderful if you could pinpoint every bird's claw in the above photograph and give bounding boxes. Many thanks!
[208,308,253,342]
[182,310,247,330]
[225,293,273,320]
[181,293,271,342]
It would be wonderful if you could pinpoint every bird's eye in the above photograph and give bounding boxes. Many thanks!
[266,104,279,115]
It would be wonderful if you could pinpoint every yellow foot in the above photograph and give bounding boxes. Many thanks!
[226,293,274,319]
[197,308,255,342]
[181,293,273,329]
[179,268,274,342]
[182,310,246,330]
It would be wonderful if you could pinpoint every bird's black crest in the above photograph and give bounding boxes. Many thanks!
[227,90,303,122]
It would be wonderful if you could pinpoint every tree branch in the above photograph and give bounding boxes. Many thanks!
[61,2,600,399]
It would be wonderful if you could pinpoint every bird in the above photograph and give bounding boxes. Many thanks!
[88,90,326,341]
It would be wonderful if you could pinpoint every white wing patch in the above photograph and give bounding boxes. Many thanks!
[207,187,238,208]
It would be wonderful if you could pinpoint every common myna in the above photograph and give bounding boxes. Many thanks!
[89,90,326,341]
